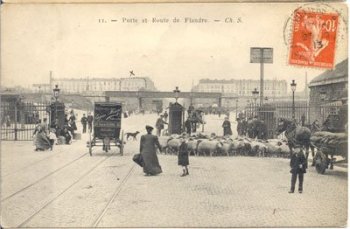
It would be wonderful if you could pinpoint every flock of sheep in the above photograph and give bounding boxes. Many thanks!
[158,133,291,157]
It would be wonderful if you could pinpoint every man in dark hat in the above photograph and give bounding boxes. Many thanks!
[139,125,163,176]
[289,149,307,193]
[155,115,167,136]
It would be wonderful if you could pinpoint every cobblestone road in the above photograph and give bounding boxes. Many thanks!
[1,113,347,228]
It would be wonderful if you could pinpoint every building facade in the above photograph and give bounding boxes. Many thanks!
[32,77,157,94]
[308,59,348,124]
[192,79,287,98]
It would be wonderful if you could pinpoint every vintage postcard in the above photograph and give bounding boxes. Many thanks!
[0,2,348,228]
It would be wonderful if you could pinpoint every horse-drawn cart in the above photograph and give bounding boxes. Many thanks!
[311,131,347,174]
[87,102,124,156]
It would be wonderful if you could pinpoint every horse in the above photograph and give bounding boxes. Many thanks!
[276,118,315,165]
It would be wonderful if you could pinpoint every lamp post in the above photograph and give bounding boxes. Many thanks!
[173,86,180,103]
[291,80,297,119]
[252,88,259,117]
[53,85,60,125]
[53,85,60,102]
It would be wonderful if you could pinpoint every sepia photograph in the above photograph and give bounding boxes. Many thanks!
[0,2,348,228]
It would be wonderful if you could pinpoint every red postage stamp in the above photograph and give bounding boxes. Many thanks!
[289,9,339,69]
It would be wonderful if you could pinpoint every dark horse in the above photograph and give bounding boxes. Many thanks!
[276,118,315,164]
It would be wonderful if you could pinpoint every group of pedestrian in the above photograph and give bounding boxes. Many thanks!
[236,116,268,140]
[80,113,93,133]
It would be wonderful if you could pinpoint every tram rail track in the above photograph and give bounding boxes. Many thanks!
[1,152,89,202]
[2,149,69,178]
[92,163,136,227]
[17,155,113,228]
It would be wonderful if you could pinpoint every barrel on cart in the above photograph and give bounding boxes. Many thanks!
[87,102,124,156]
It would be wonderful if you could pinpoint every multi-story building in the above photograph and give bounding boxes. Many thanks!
[308,59,348,124]
[120,77,156,91]
[192,79,287,97]
[32,77,157,94]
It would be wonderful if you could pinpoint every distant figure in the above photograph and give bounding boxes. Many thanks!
[140,125,162,176]
[237,118,243,136]
[184,117,192,135]
[289,150,307,194]
[69,112,77,132]
[178,138,189,177]
[301,114,306,126]
[64,114,69,126]
[155,115,167,136]
[5,115,10,127]
[222,117,232,136]
[81,114,87,133]
[48,128,57,150]
[87,113,94,132]
[51,118,60,136]
[61,127,72,145]
[163,111,168,122]
[41,118,49,135]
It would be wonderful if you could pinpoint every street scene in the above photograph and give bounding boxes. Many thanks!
[1,2,348,228]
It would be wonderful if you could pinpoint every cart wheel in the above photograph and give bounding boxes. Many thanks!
[120,130,124,156]
[315,153,327,174]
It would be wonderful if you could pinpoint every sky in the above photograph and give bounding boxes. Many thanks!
[1,3,348,92]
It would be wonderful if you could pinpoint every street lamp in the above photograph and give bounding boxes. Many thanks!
[291,80,297,119]
[173,86,180,103]
[53,85,60,102]
[53,85,60,127]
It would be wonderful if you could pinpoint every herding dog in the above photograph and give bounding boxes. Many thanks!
[125,131,140,141]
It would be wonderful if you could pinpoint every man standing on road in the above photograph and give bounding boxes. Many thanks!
[87,113,93,132]
[81,114,87,133]
[140,125,162,176]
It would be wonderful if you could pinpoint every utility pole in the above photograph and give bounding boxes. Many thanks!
[260,49,264,106]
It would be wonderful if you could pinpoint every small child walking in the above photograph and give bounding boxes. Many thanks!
[178,138,189,177]
[289,149,307,193]
[48,129,57,150]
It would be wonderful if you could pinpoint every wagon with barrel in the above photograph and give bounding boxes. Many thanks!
[87,102,124,156]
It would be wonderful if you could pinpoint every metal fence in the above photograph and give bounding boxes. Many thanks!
[244,102,347,137]
[1,101,50,141]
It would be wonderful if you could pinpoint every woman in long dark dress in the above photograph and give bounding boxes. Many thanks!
[222,117,232,136]
[178,138,189,177]
[140,125,162,176]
